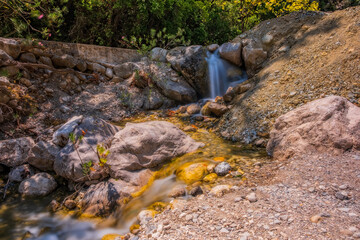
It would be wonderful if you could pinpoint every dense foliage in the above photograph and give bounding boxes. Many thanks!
[0,0,358,49]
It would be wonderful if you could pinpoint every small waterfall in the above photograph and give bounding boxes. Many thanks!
[205,49,247,99]
[206,50,227,99]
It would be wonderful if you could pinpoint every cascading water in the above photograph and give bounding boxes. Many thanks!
[205,49,247,99]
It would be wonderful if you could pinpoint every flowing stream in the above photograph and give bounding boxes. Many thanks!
[2,53,256,239]
[206,49,247,99]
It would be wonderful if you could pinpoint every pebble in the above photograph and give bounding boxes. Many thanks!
[185,214,193,221]
[339,184,348,190]
[339,207,350,212]
[214,162,231,176]
[335,191,350,200]
[349,227,359,232]
[234,197,242,202]
[310,215,321,223]
[353,232,360,238]
[246,192,258,203]
[220,228,229,233]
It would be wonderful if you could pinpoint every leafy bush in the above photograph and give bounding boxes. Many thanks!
[2,0,352,49]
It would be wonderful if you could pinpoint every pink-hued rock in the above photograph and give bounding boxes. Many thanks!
[267,96,360,160]
[107,121,204,178]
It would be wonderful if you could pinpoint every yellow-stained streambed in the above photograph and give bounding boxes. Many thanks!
[0,111,268,240]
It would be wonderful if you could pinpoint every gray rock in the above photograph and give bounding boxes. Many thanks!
[113,62,136,79]
[28,141,60,171]
[54,116,118,182]
[242,42,267,77]
[20,53,36,63]
[220,228,230,233]
[150,47,168,62]
[52,116,83,147]
[52,54,77,69]
[214,162,231,176]
[149,62,197,103]
[60,105,71,114]
[39,56,53,67]
[107,121,204,177]
[9,164,34,182]
[187,104,201,115]
[246,192,258,202]
[105,68,113,78]
[89,63,106,74]
[142,87,164,110]
[219,42,242,66]
[335,191,350,200]
[19,173,57,197]
[0,137,35,167]
[262,33,274,46]
[0,38,21,59]
[76,60,87,72]
[166,45,208,97]
[0,49,13,67]
[80,179,138,216]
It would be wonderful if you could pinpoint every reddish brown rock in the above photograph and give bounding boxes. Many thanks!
[267,96,360,160]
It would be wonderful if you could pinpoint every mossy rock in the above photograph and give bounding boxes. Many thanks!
[203,173,218,183]
[176,162,209,184]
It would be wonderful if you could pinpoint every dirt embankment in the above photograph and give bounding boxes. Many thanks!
[218,6,360,144]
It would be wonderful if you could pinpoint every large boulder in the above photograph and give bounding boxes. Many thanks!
[0,137,35,167]
[18,172,57,197]
[149,62,197,103]
[123,61,197,104]
[107,121,204,179]
[218,42,242,66]
[28,141,60,171]
[267,96,360,160]
[0,38,21,59]
[242,41,267,77]
[166,46,208,97]
[53,116,119,182]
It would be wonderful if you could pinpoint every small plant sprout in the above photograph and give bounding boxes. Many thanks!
[96,144,110,167]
